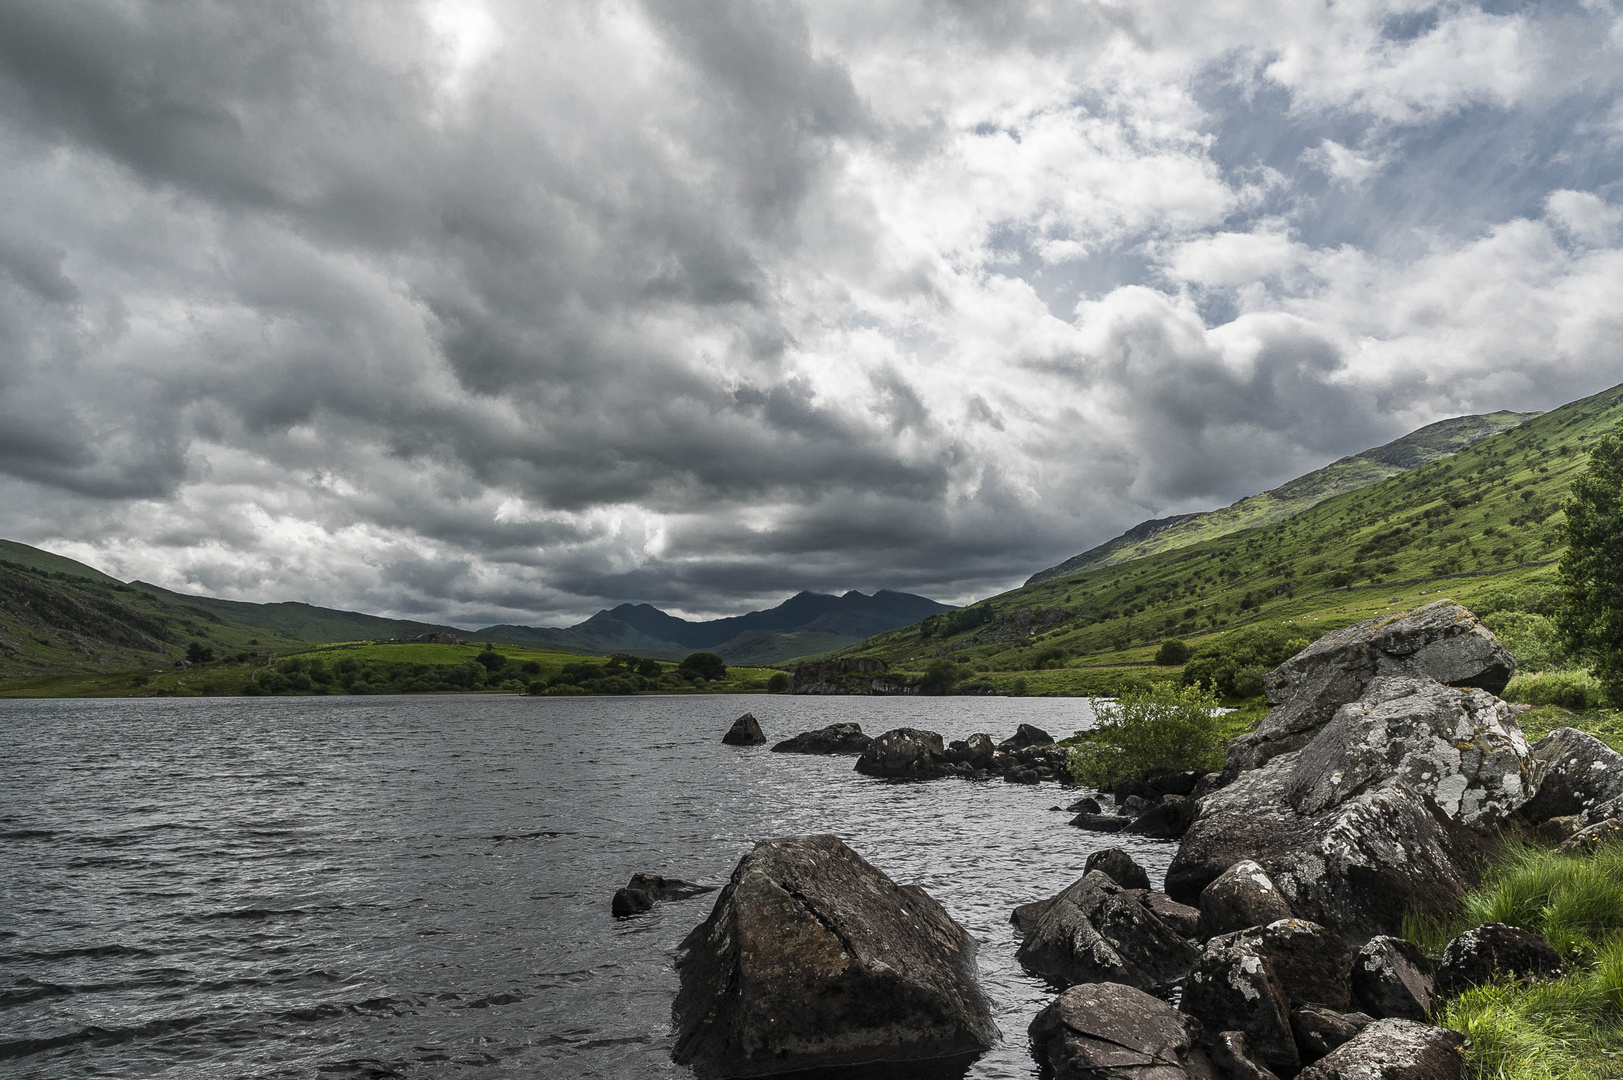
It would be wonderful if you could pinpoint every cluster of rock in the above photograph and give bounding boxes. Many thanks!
[1065,768,1207,838]
[852,722,1074,782]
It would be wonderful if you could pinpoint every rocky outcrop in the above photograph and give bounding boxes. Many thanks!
[1028,982,1217,1080]
[770,722,872,755]
[722,713,766,745]
[1291,1006,1374,1065]
[671,835,997,1077]
[854,727,953,780]
[1228,601,1514,777]
[1016,872,1200,992]
[1213,919,1354,1013]
[1518,727,1623,823]
[1198,860,1293,938]
[791,657,911,695]
[1562,816,1623,852]
[1351,936,1434,1020]
[1295,1019,1464,1080]
[1434,923,1564,998]
[611,873,716,917]
[1085,847,1152,891]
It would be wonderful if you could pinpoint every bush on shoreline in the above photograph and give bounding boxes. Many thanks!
[1066,683,1224,789]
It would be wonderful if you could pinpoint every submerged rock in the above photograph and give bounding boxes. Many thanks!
[722,713,767,746]
[1029,982,1215,1080]
[671,834,997,1077]
[610,872,716,918]
[854,727,953,780]
[1295,1018,1464,1080]
[770,722,872,755]
[1016,871,1200,992]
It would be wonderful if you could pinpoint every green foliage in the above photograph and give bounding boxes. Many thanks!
[678,652,727,681]
[1067,683,1225,789]
[1503,670,1606,711]
[185,641,215,664]
[1179,625,1308,699]
[1482,610,1573,672]
[766,671,791,692]
[476,645,507,672]
[919,603,994,638]
[1026,644,1068,670]
[917,659,964,695]
[1560,423,1623,705]
[1154,638,1192,665]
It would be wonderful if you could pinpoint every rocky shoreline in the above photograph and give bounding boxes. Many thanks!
[634,600,1623,1078]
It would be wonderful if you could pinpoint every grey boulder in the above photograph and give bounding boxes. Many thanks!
[1029,982,1216,1080]
[1434,923,1564,998]
[1211,1031,1282,1080]
[1519,727,1623,823]
[854,727,953,780]
[1180,934,1298,1077]
[1351,936,1435,1020]
[1291,1006,1375,1064]
[671,834,997,1077]
[1295,1018,1464,1080]
[1016,871,1200,992]
[1085,847,1153,891]
[722,713,767,746]
[770,722,872,754]
[999,723,1054,750]
[1213,919,1354,1012]
[611,872,716,918]
[1198,860,1293,938]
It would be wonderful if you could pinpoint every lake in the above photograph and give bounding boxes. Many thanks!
[0,693,1181,1079]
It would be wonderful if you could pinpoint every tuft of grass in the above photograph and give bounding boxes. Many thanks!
[1456,842,1623,967]
[1503,669,1608,711]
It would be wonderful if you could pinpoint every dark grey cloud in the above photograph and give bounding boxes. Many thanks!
[0,0,1619,625]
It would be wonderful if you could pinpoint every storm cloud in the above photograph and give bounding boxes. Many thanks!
[0,0,1620,624]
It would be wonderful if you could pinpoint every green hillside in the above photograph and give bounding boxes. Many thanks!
[0,538,125,585]
[127,581,483,645]
[1027,410,1533,585]
[843,383,1623,690]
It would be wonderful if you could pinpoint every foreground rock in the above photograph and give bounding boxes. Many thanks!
[1232,601,1514,776]
[1182,933,1298,1076]
[1216,919,1355,1012]
[770,722,872,755]
[1198,860,1292,938]
[1086,847,1152,891]
[671,834,997,1076]
[1028,982,1215,1080]
[721,713,766,746]
[1017,872,1200,992]
[854,727,953,780]
[1518,727,1623,823]
[1351,936,1434,1020]
[1295,1019,1464,1080]
[1434,923,1564,998]
[611,872,716,917]
[1291,1006,1374,1064]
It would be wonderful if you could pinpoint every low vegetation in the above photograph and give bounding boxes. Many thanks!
[1066,683,1228,789]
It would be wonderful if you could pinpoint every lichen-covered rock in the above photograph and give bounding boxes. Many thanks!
[1234,601,1513,776]
[1351,936,1434,1020]
[999,723,1054,751]
[1519,727,1623,823]
[1198,860,1293,938]
[1561,816,1623,853]
[1086,847,1152,891]
[1291,1006,1374,1064]
[671,835,997,1076]
[1136,892,1202,939]
[1029,982,1213,1080]
[951,732,997,768]
[854,727,952,780]
[1283,677,1538,827]
[770,722,872,755]
[1434,923,1564,998]
[1180,936,1298,1077]
[1217,919,1354,1011]
[1211,1030,1282,1080]
[610,872,716,918]
[1295,1018,1464,1080]
[722,712,767,745]
[1017,872,1200,992]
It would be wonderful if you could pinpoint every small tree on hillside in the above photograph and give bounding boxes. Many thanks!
[1559,424,1623,704]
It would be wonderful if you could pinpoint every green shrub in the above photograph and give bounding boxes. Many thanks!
[1482,611,1572,672]
[1067,683,1225,790]
[1180,625,1308,699]
[678,652,727,681]
[917,659,964,695]
[1154,639,1192,665]
[1503,669,1605,711]
[766,672,790,693]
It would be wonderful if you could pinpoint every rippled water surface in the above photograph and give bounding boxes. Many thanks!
[1,694,1185,1079]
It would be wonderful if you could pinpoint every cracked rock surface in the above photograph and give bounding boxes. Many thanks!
[671,834,997,1077]
[1029,982,1216,1080]
[1016,871,1200,992]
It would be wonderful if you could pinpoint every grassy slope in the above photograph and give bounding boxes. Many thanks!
[845,384,1622,686]
[1027,410,1533,585]
[0,539,125,584]
[128,580,484,645]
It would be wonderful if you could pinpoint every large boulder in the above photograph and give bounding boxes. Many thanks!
[1518,728,1623,823]
[1017,872,1200,992]
[1029,982,1216,1080]
[1282,678,1538,827]
[1181,935,1298,1077]
[854,727,953,780]
[771,722,872,755]
[1434,923,1565,998]
[610,872,716,917]
[722,713,767,745]
[1136,892,1202,939]
[1351,936,1434,1020]
[1198,860,1293,938]
[1295,1019,1464,1080]
[671,835,997,1076]
[1216,919,1355,1012]
[1086,847,1153,891]
[1231,601,1514,776]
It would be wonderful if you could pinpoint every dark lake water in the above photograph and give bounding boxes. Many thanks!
[0,694,1182,1079]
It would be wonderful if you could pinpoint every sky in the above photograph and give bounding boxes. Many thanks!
[1,0,1621,628]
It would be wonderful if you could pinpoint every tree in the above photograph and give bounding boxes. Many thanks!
[1154,639,1192,666]
[636,658,661,679]
[1559,424,1623,704]
[186,640,214,664]
[476,645,507,672]
[679,652,727,681]
[917,659,963,695]
[766,672,791,693]
[1068,683,1225,789]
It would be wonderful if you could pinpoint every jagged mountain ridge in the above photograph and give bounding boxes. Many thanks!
[1026,410,1536,586]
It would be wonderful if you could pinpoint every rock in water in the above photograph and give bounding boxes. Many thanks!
[1084,847,1153,891]
[770,722,872,755]
[1028,982,1212,1080]
[1434,923,1564,998]
[671,834,997,1077]
[1295,1018,1465,1080]
[999,723,1054,751]
[722,713,767,746]
[611,872,717,918]
[854,727,953,780]
[1016,872,1199,992]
